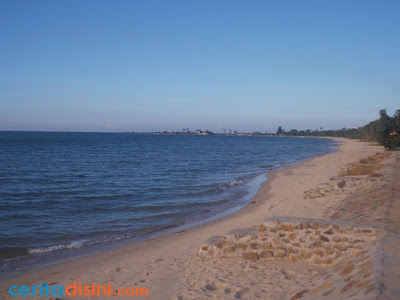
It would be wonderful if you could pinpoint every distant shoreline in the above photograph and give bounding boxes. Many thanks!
[0,130,355,139]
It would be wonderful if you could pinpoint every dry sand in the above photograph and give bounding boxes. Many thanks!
[1,138,399,299]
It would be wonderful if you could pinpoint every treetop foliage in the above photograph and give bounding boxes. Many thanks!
[276,108,400,150]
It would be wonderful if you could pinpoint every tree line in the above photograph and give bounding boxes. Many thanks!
[276,109,400,150]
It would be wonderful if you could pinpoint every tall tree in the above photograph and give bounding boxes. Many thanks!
[276,126,284,135]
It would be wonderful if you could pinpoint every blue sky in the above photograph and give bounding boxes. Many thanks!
[0,0,399,132]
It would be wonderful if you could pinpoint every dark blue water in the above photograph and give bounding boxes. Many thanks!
[0,132,336,276]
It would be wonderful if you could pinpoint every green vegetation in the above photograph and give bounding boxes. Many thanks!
[276,108,400,150]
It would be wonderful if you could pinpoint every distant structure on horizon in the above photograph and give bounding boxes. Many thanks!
[195,130,215,136]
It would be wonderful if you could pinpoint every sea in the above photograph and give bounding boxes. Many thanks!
[0,132,337,277]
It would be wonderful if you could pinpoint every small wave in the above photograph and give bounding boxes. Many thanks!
[260,164,274,168]
[29,240,86,254]
[229,180,244,187]
[142,218,187,235]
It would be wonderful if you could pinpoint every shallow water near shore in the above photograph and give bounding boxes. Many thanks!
[0,132,336,276]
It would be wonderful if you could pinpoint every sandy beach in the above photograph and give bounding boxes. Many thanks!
[1,137,399,299]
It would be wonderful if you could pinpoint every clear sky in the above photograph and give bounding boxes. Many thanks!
[0,0,399,133]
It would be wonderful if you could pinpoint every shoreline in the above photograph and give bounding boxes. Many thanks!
[0,136,337,279]
[0,137,388,299]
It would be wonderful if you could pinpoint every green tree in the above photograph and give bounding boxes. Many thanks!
[373,109,400,149]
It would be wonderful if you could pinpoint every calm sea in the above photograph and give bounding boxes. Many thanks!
[0,132,336,276]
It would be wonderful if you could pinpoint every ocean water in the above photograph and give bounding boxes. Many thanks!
[0,132,337,276]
